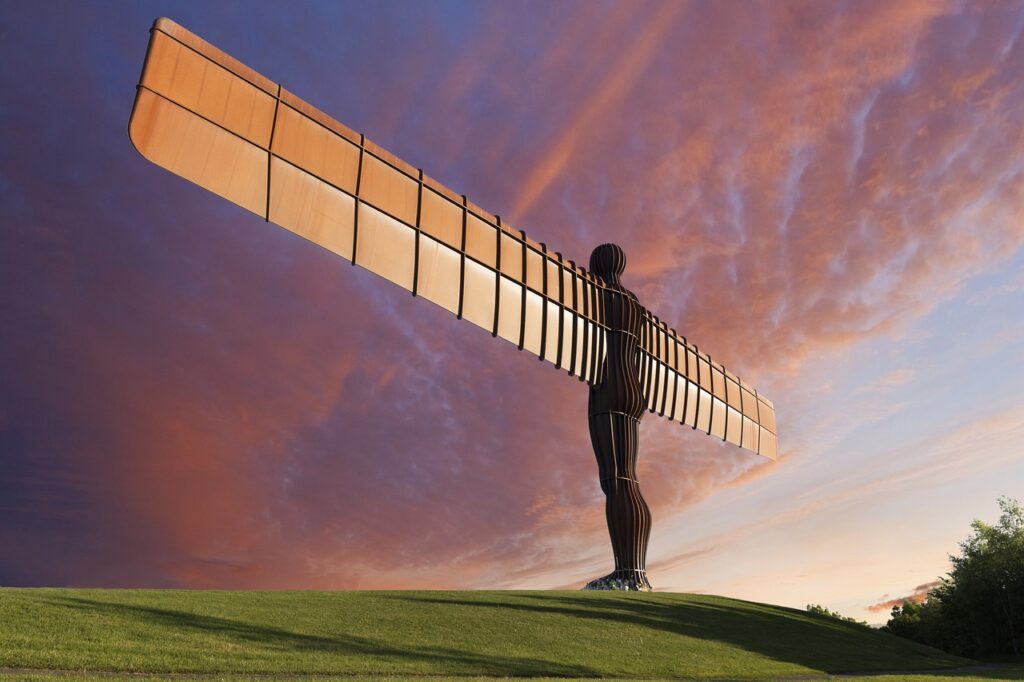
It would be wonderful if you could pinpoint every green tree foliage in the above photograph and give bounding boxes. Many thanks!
[806,603,868,627]
[885,599,949,648]
[886,600,922,640]
[884,497,1024,657]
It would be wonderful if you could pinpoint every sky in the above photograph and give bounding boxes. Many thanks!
[1,0,1023,624]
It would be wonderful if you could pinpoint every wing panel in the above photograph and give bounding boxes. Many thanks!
[698,354,713,393]
[638,347,651,410]
[648,321,661,413]
[759,427,778,460]
[741,415,758,452]
[656,363,669,417]
[152,17,277,95]
[461,257,496,332]
[685,346,699,384]
[593,325,607,385]
[272,103,360,194]
[355,202,415,291]
[523,289,544,357]
[525,248,544,293]
[573,315,587,380]
[541,299,560,364]
[420,188,462,250]
[268,157,354,259]
[684,381,699,427]
[711,363,727,403]
[465,214,497,268]
[709,397,727,440]
[358,154,419,228]
[130,88,267,217]
[660,327,673,416]
[740,385,758,419]
[695,388,712,433]
[559,310,575,374]
[416,235,461,315]
[670,374,686,422]
[643,322,657,412]
[496,276,522,346]
[546,259,563,302]
[726,375,743,412]
[141,30,276,147]
[578,280,591,380]
[725,407,743,446]
[500,233,523,280]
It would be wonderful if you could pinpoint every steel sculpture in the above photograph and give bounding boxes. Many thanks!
[128,18,779,591]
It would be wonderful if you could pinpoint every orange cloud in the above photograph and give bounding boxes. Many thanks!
[867,580,942,613]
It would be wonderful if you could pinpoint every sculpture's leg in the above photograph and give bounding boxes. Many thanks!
[585,411,652,591]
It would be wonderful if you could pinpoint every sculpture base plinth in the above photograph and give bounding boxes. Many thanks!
[582,571,652,592]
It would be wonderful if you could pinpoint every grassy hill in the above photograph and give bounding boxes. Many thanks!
[0,588,986,680]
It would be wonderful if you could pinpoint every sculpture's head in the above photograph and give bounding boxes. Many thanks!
[589,243,626,283]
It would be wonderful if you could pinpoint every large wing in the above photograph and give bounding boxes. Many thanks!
[128,18,777,459]
[129,18,607,385]
[638,312,778,459]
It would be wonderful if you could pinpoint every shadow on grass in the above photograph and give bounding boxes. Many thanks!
[386,592,979,677]
[835,663,1024,680]
[38,595,599,677]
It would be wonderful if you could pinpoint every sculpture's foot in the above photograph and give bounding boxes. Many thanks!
[582,570,652,592]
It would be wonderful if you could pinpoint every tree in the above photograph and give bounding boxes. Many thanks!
[806,603,868,627]
[886,600,923,641]
[939,496,1023,656]
[884,497,1024,657]
[885,598,950,647]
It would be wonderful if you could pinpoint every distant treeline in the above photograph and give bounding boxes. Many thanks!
[806,603,867,627]
[883,497,1023,658]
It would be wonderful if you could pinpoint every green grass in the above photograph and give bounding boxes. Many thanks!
[1,677,1021,682]
[841,668,1024,681]
[0,588,981,679]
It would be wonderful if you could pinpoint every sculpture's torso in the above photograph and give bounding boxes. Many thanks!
[588,284,645,420]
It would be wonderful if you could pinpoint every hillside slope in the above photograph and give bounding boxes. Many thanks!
[0,588,965,678]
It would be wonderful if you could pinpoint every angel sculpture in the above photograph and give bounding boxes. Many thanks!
[129,19,778,591]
